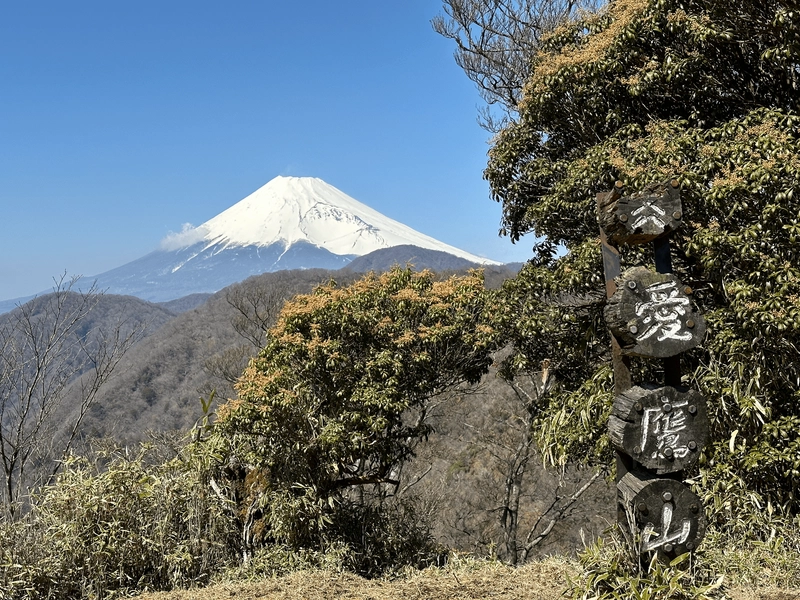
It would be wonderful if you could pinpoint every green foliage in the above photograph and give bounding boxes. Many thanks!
[490,239,617,469]
[215,267,496,567]
[218,543,353,581]
[572,533,725,600]
[492,239,607,387]
[699,521,800,588]
[0,441,238,599]
[486,0,800,532]
[487,0,800,244]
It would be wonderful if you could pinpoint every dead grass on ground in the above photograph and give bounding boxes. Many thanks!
[135,557,577,600]
[727,590,800,600]
[134,557,800,600]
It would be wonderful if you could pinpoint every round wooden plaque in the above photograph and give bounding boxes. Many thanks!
[618,473,706,556]
[608,385,709,474]
[597,180,682,245]
[604,267,706,358]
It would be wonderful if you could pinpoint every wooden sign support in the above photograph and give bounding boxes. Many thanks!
[597,179,708,559]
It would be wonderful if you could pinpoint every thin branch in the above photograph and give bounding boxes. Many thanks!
[520,470,601,561]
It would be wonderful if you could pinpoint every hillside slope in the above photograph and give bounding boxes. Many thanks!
[67,268,352,443]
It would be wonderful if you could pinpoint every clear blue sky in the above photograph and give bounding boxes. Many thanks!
[1,1,536,300]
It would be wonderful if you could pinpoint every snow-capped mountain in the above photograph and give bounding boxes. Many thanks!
[1,177,498,309]
[164,176,494,262]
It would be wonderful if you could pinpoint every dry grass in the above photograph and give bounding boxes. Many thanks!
[728,590,800,600]
[135,557,578,600]
[133,558,800,600]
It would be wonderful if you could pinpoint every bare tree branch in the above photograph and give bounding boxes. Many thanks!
[0,274,145,517]
[432,0,602,132]
[225,280,288,349]
[520,469,600,561]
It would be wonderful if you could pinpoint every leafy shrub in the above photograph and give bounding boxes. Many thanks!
[0,441,239,599]
[215,267,495,573]
[327,495,444,577]
[571,531,724,600]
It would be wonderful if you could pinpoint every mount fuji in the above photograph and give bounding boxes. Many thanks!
[6,177,498,307]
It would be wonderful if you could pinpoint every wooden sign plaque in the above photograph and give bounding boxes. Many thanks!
[618,472,707,556]
[604,267,705,358]
[608,385,709,474]
[597,179,682,245]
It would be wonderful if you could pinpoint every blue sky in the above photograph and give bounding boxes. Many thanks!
[1,1,536,300]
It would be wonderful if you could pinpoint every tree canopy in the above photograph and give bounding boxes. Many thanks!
[216,267,496,550]
[486,0,800,529]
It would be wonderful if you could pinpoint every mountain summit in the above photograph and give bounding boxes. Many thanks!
[164,176,492,262]
[17,176,496,304]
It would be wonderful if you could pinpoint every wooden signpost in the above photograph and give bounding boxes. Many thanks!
[597,179,708,558]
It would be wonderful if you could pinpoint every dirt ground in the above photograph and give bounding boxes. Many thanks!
[134,560,800,600]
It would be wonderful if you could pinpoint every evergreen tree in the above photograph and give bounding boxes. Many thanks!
[486,0,800,531]
[216,267,495,557]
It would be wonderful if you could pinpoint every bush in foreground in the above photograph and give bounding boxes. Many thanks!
[0,442,238,599]
[214,267,494,574]
[571,519,800,599]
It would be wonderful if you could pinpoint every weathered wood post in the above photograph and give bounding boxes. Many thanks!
[597,179,708,558]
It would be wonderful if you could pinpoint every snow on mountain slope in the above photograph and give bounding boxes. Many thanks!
[0,176,502,309]
[169,176,498,264]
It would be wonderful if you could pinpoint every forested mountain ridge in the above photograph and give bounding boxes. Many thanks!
[64,268,353,443]
[63,262,521,445]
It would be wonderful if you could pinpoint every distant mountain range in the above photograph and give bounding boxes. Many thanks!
[1,177,500,312]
